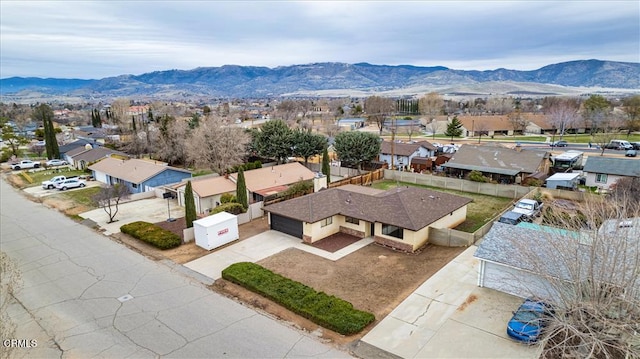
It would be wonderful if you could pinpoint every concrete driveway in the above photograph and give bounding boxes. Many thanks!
[185,230,373,280]
[79,197,184,235]
[359,246,543,359]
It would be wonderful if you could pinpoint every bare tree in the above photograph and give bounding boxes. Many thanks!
[427,119,439,140]
[186,116,250,174]
[403,117,418,140]
[507,109,528,135]
[364,96,395,134]
[419,92,444,126]
[545,98,581,139]
[474,121,489,143]
[92,183,131,223]
[622,95,640,135]
[486,97,514,115]
[153,116,189,166]
[277,100,299,123]
[1,251,21,359]
[499,194,639,358]
[109,98,131,125]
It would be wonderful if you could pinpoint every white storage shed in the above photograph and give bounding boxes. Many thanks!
[193,212,239,250]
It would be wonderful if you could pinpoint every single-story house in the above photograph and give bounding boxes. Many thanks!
[89,158,192,194]
[474,220,639,300]
[337,118,366,130]
[174,175,236,214]
[583,156,640,190]
[442,144,550,184]
[65,146,128,170]
[263,184,472,252]
[457,114,550,137]
[379,140,436,171]
[229,162,318,203]
[58,138,99,157]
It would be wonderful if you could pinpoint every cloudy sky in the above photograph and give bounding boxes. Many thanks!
[1,1,638,79]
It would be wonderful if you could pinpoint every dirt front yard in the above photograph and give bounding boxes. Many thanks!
[214,242,465,345]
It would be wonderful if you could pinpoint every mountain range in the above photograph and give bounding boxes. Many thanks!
[1,59,638,101]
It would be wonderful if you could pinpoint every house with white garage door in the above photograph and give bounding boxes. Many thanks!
[263,184,472,252]
[474,220,639,300]
[89,158,192,194]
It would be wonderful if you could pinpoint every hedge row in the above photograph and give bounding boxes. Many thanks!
[211,202,246,215]
[222,262,375,335]
[120,221,181,249]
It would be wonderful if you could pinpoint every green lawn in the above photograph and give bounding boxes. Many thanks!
[59,186,102,208]
[23,168,88,187]
[372,180,513,233]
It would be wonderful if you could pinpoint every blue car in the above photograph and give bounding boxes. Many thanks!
[507,298,552,343]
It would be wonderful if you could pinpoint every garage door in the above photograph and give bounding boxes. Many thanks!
[481,261,556,300]
[271,214,303,238]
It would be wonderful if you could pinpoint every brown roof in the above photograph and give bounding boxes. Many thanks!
[89,158,191,184]
[380,140,436,156]
[230,162,316,192]
[457,114,550,132]
[185,176,236,198]
[442,144,549,176]
[71,147,128,163]
[263,186,472,231]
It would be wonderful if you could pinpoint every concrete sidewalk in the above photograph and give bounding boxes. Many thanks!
[185,230,373,280]
[360,246,542,359]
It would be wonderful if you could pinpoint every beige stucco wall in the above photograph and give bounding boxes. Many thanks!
[303,216,340,243]
[585,172,623,190]
[374,206,468,251]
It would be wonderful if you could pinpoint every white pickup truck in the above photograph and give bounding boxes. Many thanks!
[10,160,40,170]
[512,199,543,221]
[42,175,76,189]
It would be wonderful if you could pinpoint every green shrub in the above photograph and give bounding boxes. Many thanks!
[120,221,181,249]
[468,170,488,183]
[211,202,246,215]
[222,262,375,335]
[220,193,237,204]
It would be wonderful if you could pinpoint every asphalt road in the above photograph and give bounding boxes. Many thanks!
[0,178,350,358]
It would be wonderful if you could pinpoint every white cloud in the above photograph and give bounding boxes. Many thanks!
[1,0,638,78]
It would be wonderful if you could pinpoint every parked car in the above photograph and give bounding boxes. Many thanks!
[10,160,40,170]
[498,211,528,225]
[42,175,76,189]
[55,178,86,191]
[507,298,553,343]
[512,199,543,220]
[45,159,68,167]
[549,140,568,147]
[631,142,640,150]
[626,149,637,157]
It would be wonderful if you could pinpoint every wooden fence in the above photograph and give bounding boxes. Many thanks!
[328,169,384,188]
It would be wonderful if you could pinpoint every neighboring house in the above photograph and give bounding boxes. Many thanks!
[58,138,99,158]
[229,162,318,203]
[263,184,472,252]
[457,114,549,137]
[65,146,128,169]
[379,140,436,170]
[89,158,192,193]
[442,144,550,184]
[474,220,639,300]
[174,175,237,214]
[583,156,640,190]
[337,118,366,130]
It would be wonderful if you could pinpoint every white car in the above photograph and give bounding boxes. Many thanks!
[55,178,86,191]
[46,159,68,166]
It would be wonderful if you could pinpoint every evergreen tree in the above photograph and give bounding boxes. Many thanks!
[322,147,331,184]
[131,115,137,132]
[236,169,248,209]
[445,116,464,141]
[184,181,196,228]
[33,104,59,159]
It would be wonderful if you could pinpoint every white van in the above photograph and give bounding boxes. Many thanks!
[605,140,633,150]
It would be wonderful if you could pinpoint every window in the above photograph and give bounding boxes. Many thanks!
[320,217,333,227]
[132,183,138,188]
[595,173,608,183]
[382,223,403,239]
[345,216,359,225]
